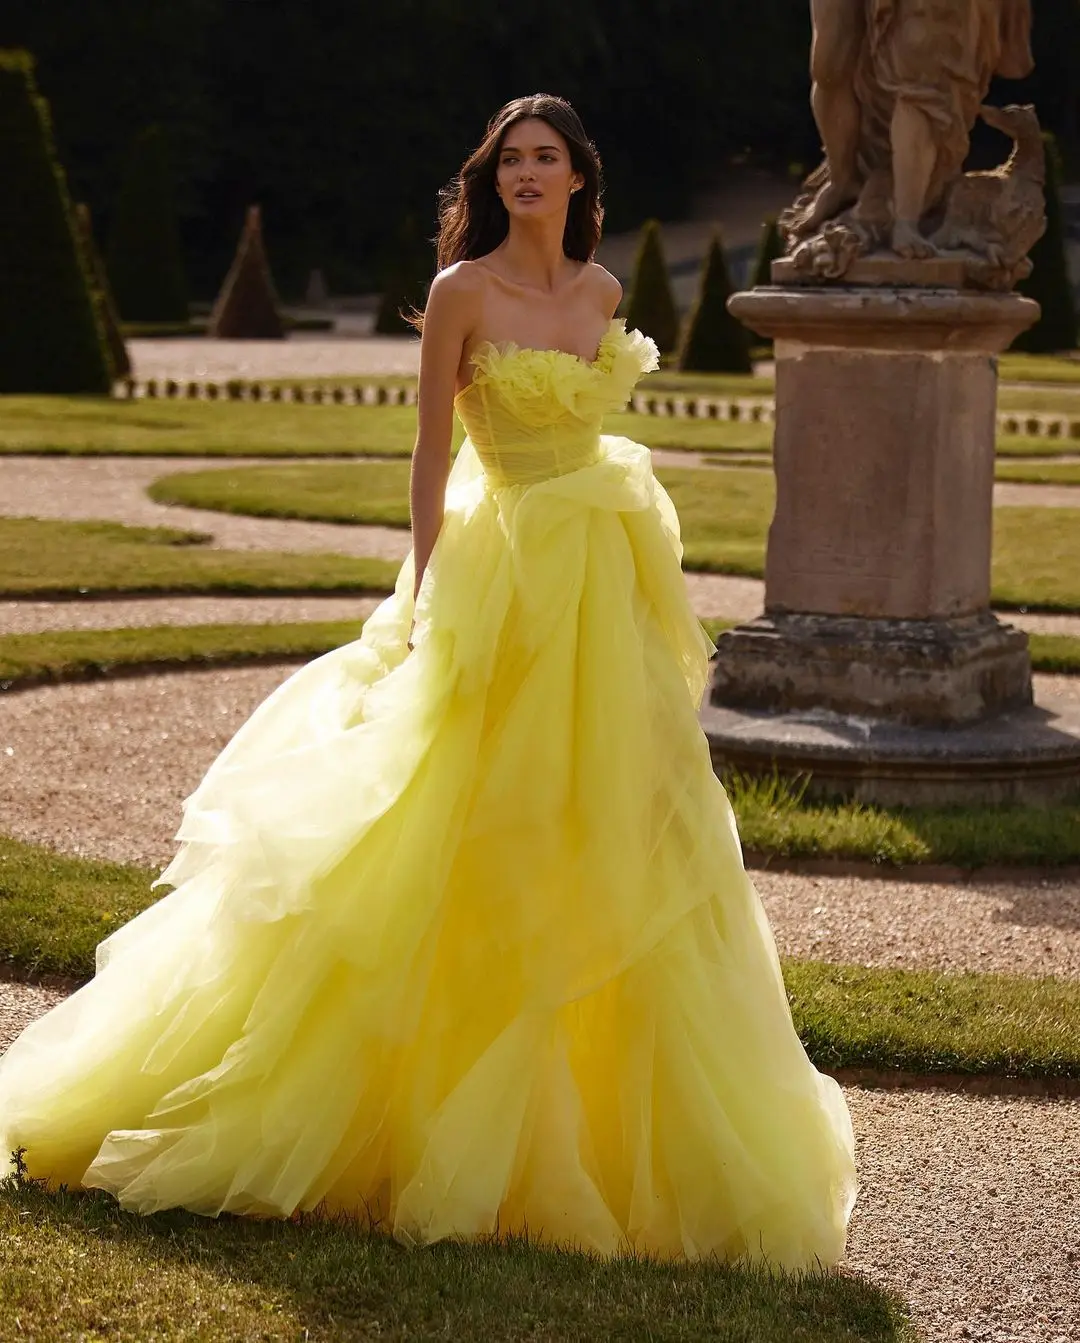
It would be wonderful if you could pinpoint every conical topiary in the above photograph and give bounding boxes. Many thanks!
[0,48,111,393]
[677,230,753,374]
[1014,131,1078,354]
[374,215,433,335]
[208,205,286,339]
[75,203,130,379]
[625,219,679,355]
[751,215,784,289]
[106,124,189,323]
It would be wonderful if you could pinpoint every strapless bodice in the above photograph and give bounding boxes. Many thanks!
[453,320,659,487]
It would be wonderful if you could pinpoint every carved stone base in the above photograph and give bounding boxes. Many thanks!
[710,612,1032,728]
[773,253,971,289]
[701,692,1080,809]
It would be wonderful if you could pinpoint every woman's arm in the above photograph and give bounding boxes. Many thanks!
[409,266,477,603]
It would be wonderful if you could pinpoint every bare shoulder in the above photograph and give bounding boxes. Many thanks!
[428,260,486,305]
[424,261,484,334]
[585,262,622,316]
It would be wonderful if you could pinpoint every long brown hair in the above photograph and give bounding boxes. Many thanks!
[407,94,604,330]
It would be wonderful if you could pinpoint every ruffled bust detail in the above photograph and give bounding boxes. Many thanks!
[460,319,659,425]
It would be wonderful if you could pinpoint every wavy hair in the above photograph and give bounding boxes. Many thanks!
[407,94,604,330]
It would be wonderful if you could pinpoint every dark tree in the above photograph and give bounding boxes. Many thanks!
[625,219,679,355]
[374,215,433,335]
[209,204,285,339]
[751,215,784,288]
[1014,131,1078,353]
[75,202,130,378]
[678,230,752,374]
[0,48,111,393]
[107,124,189,323]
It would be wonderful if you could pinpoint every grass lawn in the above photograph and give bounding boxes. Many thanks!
[0,396,450,458]
[147,461,1080,611]
[5,396,1080,465]
[995,461,1080,485]
[2,622,1079,694]
[994,435,1080,457]
[1,833,1077,1083]
[0,622,366,687]
[998,352,1080,385]
[721,766,1080,869]
[0,518,398,598]
[0,1173,913,1343]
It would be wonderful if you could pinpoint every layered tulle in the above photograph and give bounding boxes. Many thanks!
[0,321,856,1265]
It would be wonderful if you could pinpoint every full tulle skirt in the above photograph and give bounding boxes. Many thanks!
[0,434,856,1265]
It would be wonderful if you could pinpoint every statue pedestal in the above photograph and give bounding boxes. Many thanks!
[705,286,1080,803]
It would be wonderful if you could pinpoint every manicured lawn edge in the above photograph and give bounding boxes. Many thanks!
[3,621,1079,871]
[1,834,1077,1083]
[0,1172,916,1343]
[5,624,1077,694]
[0,621,365,691]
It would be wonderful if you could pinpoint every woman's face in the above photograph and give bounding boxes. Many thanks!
[495,117,584,222]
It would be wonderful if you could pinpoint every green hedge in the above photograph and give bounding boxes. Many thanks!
[0,49,111,394]
[106,124,189,324]
[208,203,285,339]
[678,230,752,373]
[625,219,679,355]
[1015,131,1078,354]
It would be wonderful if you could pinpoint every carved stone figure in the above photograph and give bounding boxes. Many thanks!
[780,0,1042,288]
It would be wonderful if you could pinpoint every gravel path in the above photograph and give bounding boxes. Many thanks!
[128,334,421,382]
[2,663,1077,984]
[843,1087,1080,1342]
[5,586,1080,640]
[2,452,1077,530]
[0,595,383,636]
[3,452,1080,637]
[0,977,69,1054]
[993,480,1080,509]
[755,869,1080,980]
[0,970,1075,1341]
[0,454,412,561]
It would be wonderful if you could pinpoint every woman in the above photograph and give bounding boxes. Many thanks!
[0,94,856,1265]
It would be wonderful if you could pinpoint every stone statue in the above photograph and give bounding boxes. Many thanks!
[780,0,1043,288]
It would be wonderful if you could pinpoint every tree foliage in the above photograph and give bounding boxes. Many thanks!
[751,215,784,289]
[0,48,111,393]
[208,204,285,339]
[75,202,130,378]
[678,230,752,373]
[1014,131,1078,353]
[1,2,1078,297]
[106,124,189,322]
[625,220,679,355]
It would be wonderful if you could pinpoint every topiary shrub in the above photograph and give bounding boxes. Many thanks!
[208,204,286,340]
[374,215,433,335]
[1014,131,1078,354]
[677,230,753,374]
[106,124,189,324]
[75,203,130,379]
[625,219,679,355]
[0,48,112,394]
[751,215,784,289]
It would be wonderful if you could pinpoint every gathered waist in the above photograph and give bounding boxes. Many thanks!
[470,432,602,488]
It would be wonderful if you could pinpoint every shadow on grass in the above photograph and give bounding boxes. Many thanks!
[1,1157,915,1343]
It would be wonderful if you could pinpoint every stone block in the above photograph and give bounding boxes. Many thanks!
[710,612,1033,728]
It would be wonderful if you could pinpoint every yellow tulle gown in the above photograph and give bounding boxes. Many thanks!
[0,319,856,1265]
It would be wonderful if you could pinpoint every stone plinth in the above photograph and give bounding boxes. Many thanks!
[710,612,1032,729]
[772,254,971,290]
[715,286,1039,727]
[701,694,1080,809]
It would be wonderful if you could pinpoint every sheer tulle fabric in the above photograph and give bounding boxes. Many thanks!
[0,319,856,1265]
